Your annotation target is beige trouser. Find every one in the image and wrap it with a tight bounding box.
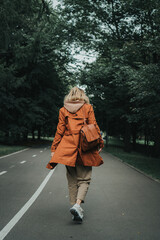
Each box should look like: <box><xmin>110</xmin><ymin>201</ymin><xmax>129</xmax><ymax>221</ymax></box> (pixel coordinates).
<box><xmin>66</xmin><ymin>164</ymin><xmax>92</xmax><ymax>205</ymax></box>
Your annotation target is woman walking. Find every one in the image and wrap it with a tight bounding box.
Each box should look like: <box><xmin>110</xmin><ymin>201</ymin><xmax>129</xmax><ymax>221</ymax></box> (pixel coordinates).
<box><xmin>46</xmin><ymin>86</ymin><xmax>104</xmax><ymax>222</ymax></box>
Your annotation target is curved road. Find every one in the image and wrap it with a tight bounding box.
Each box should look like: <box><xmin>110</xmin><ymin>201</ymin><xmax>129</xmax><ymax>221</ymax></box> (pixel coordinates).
<box><xmin>0</xmin><ymin>146</ymin><xmax>160</xmax><ymax>240</ymax></box>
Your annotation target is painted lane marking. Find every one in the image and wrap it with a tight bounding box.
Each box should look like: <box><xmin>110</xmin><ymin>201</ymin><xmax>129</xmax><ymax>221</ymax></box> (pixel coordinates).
<box><xmin>40</xmin><ymin>151</ymin><xmax>43</xmax><ymax>153</ymax></box>
<box><xmin>0</xmin><ymin>148</ymin><xmax>30</xmax><ymax>159</ymax></box>
<box><xmin>0</xmin><ymin>169</ymin><xmax>55</xmax><ymax>240</ymax></box>
<box><xmin>0</xmin><ymin>171</ymin><xmax>7</xmax><ymax>176</ymax></box>
<box><xmin>9</xmin><ymin>165</ymin><xmax>15</xmax><ymax>168</ymax></box>
<box><xmin>32</xmin><ymin>155</ymin><xmax>37</xmax><ymax>157</ymax></box>
<box><xmin>20</xmin><ymin>161</ymin><xmax>26</xmax><ymax>164</ymax></box>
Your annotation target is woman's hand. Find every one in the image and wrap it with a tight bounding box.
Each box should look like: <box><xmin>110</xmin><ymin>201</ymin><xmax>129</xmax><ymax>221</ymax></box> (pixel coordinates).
<box><xmin>51</xmin><ymin>152</ymin><xmax>55</xmax><ymax>157</ymax></box>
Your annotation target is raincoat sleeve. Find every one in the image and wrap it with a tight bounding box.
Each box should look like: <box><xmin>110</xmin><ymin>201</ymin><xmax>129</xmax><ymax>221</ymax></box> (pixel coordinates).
<box><xmin>51</xmin><ymin>109</ymin><xmax>66</xmax><ymax>152</ymax></box>
<box><xmin>88</xmin><ymin>105</ymin><xmax>104</xmax><ymax>149</ymax></box>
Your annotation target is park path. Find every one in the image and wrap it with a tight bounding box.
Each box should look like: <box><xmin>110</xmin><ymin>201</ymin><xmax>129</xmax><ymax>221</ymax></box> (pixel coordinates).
<box><xmin>0</xmin><ymin>146</ymin><xmax>160</xmax><ymax>240</ymax></box>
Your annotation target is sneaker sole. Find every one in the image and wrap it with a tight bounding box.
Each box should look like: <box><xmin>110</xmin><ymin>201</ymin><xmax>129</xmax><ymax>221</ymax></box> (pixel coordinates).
<box><xmin>73</xmin><ymin>216</ymin><xmax>83</xmax><ymax>223</ymax></box>
<box><xmin>70</xmin><ymin>209</ymin><xmax>83</xmax><ymax>222</ymax></box>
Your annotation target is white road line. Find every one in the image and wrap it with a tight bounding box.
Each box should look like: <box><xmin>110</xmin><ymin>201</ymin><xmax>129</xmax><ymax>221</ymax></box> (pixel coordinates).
<box><xmin>32</xmin><ymin>155</ymin><xmax>37</xmax><ymax>157</ymax></box>
<box><xmin>0</xmin><ymin>169</ymin><xmax>55</xmax><ymax>240</ymax></box>
<box><xmin>40</xmin><ymin>151</ymin><xmax>43</xmax><ymax>153</ymax></box>
<box><xmin>20</xmin><ymin>161</ymin><xmax>26</xmax><ymax>164</ymax></box>
<box><xmin>9</xmin><ymin>165</ymin><xmax>15</xmax><ymax>168</ymax></box>
<box><xmin>0</xmin><ymin>148</ymin><xmax>30</xmax><ymax>159</ymax></box>
<box><xmin>0</xmin><ymin>171</ymin><xmax>7</xmax><ymax>176</ymax></box>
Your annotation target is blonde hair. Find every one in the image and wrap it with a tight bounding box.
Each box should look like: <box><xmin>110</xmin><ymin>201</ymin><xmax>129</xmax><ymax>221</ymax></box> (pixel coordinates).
<box><xmin>64</xmin><ymin>86</ymin><xmax>90</xmax><ymax>104</ymax></box>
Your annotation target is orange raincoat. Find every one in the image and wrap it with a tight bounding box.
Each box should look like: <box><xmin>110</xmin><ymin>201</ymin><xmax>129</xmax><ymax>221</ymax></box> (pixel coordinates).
<box><xmin>46</xmin><ymin>101</ymin><xmax>104</xmax><ymax>169</ymax></box>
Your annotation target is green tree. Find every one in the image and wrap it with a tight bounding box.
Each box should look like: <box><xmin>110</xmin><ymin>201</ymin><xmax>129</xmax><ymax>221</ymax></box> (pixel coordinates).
<box><xmin>59</xmin><ymin>0</ymin><xmax>160</xmax><ymax>155</ymax></box>
<box><xmin>0</xmin><ymin>0</ymin><xmax>72</xmax><ymax>143</ymax></box>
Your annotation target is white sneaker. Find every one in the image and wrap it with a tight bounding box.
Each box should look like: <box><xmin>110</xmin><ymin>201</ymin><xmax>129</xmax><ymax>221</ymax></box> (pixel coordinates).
<box><xmin>70</xmin><ymin>204</ymin><xmax>84</xmax><ymax>222</ymax></box>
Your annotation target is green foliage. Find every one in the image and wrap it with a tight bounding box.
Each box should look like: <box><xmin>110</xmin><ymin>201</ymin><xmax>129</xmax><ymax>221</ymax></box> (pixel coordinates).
<box><xmin>59</xmin><ymin>0</ymin><xmax>160</xmax><ymax>155</ymax></box>
<box><xmin>1</xmin><ymin>0</ymin><xmax>160</xmax><ymax>157</ymax></box>
<box><xmin>0</xmin><ymin>0</ymin><xmax>72</xmax><ymax>143</ymax></box>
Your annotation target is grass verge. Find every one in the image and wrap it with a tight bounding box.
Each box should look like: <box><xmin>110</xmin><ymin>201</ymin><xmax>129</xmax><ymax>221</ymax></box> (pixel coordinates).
<box><xmin>0</xmin><ymin>139</ymin><xmax>53</xmax><ymax>157</ymax></box>
<box><xmin>104</xmin><ymin>137</ymin><xmax>160</xmax><ymax>181</ymax></box>
<box><xmin>0</xmin><ymin>145</ymin><xmax>27</xmax><ymax>157</ymax></box>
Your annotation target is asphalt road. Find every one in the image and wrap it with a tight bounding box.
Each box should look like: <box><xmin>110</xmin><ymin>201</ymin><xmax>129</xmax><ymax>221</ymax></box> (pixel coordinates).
<box><xmin>0</xmin><ymin>145</ymin><xmax>160</xmax><ymax>240</ymax></box>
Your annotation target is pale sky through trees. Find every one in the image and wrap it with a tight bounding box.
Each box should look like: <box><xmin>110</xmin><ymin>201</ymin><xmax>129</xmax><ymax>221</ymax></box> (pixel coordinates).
<box><xmin>51</xmin><ymin>0</ymin><xmax>58</xmax><ymax>8</ymax></box>
<box><xmin>51</xmin><ymin>0</ymin><xmax>97</xmax><ymax>71</ymax></box>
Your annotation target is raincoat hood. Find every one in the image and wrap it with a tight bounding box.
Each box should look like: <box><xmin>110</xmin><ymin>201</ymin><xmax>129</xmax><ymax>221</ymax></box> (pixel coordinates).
<box><xmin>64</xmin><ymin>100</ymin><xmax>85</xmax><ymax>113</ymax></box>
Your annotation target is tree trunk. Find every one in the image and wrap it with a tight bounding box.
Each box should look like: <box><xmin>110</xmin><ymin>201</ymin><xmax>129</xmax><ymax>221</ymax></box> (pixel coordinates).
<box><xmin>105</xmin><ymin>117</ymin><xmax>109</xmax><ymax>147</ymax></box>
<box><xmin>144</xmin><ymin>133</ymin><xmax>147</xmax><ymax>146</ymax></box>
<box><xmin>153</xmin><ymin>122</ymin><xmax>160</xmax><ymax>157</ymax></box>
<box><xmin>23</xmin><ymin>131</ymin><xmax>28</xmax><ymax>140</ymax></box>
<box><xmin>144</xmin><ymin>126</ymin><xmax>149</xmax><ymax>146</ymax></box>
<box><xmin>16</xmin><ymin>133</ymin><xmax>21</xmax><ymax>142</ymax></box>
<box><xmin>32</xmin><ymin>129</ymin><xmax>35</xmax><ymax>140</ymax></box>
<box><xmin>4</xmin><ymin>131</ymin><xmax>9</xmax><ymax>143</ymax></box>
<box><xmin>124</xmin><ymin>121</ymin><xmax>131</xmax><ymax>152</ymax></box>
<box><xmin>132</xmin><ymin>123</ymin><xmax>137</xmax><ymax>150</ymax></box>
<box><xmin>38</xmin><ymin>127</ymin><xmax>41</xmax><ymax>140</ymax></box>
<box><xmin>105</xmin><ymin>132</ymin><xmax>109</xmax><ymax>147</ymax></box>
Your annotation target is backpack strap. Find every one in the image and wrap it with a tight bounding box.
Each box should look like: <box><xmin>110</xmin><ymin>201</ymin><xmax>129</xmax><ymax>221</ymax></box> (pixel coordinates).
<box><xmin>82</xmin><ymin>105</ymin><xmax>87</xmax><ymax>125</ymax></box>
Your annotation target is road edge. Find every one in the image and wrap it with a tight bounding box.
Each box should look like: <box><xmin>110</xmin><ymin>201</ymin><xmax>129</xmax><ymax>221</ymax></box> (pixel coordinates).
<box><xmin>0</xmin><ymin>148</ymin><xmax>30</xmax><ymax>159</ymax></box>
<box><xmin>104</xmin><ymin>151</ymin><xmax>160</xmax><ymax>184</ymax></box>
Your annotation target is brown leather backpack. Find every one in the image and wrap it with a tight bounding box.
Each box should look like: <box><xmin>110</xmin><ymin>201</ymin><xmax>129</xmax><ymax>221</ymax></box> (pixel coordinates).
<box><xmin>79</xmin><ymin>108</ymin><xmax>100</xmax><ymax>152</ymax></box>
<box><xmin>67</xmin><ymin>105</ymin><xmax>101</xmax><ymax>152</ymax></box>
